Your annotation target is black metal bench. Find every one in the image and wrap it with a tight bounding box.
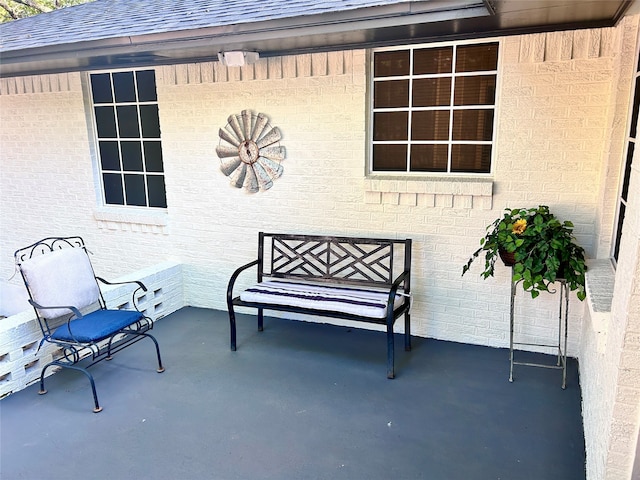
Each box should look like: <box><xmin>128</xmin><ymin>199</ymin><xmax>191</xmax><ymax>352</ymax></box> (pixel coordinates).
<box><xmin>226</xmin><ymin>232</ymin><xmax>412</xmax><ymax>378</ymax></box>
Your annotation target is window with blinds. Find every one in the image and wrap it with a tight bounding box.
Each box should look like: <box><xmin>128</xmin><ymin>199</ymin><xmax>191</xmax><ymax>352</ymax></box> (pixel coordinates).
<box><xmin>370</xmin><ymin>41</ymin><xmax>499</xmax><ymax>174</ymax></box>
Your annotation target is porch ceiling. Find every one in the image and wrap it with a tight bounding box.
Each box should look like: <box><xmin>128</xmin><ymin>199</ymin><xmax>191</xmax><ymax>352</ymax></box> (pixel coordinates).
<box><xmin>0</xmin><ymin>0</ymin><xmax>636</xmax><ymax>78</ymax></box>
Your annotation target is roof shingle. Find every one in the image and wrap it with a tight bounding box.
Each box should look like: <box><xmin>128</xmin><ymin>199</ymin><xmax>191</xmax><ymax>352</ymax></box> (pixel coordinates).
<box><xmin>0</xmin><ymin>0</ymin><xmax>416</xmax><ymax>52</ymax></box>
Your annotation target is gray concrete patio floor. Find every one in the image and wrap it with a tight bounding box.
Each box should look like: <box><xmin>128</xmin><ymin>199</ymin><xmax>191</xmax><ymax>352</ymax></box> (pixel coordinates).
<box><xmin>0</xmin><ymin>307</ymin><xmax>585</xmax><ymax>480</ymax></box>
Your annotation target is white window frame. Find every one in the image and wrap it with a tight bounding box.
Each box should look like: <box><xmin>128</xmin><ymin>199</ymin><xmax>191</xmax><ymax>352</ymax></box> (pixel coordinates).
<box><xmin>87</xmin><ymin>67</ymin><xmax>167</xmax><ymax>210</ymax></box>
<box><xmin>367</xmin><ymin>38</ymin><xmax>501</xmax><ymax>177</ymax></box>
<box><xmin>611</xmin><ymin>44</ymin><xmax>640</xmax><ymax>266</ymax></box>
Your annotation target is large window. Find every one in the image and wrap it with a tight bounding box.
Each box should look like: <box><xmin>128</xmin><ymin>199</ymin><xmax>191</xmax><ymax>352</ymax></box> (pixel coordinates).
<box><xmin>613</xmin><ymin>52</ymin><xmax>640</xmax><ymax>264</ymax></box>
<box><xmin>90</xmin><ymin>70</ymin><xmax>167</xmax><ymax>208</ymax></box>
<box><xmin>370</xmin><ymin>41</ymin><xmax>498</xmax><ymax>174</ymax></box>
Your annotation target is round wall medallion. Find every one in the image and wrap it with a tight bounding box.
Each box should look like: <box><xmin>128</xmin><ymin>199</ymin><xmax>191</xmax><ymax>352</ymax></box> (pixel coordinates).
<box><xmin>216</xmin><ymin>110</ymin><xmax>286</xmax><ymax>193</ymax></box>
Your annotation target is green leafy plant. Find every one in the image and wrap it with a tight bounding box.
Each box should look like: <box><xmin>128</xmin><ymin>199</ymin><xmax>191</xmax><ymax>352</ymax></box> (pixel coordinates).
<box><xmin>462</xmin><ymin>205</ymin><xmax>587</xmax><ymax>300</ymax></box>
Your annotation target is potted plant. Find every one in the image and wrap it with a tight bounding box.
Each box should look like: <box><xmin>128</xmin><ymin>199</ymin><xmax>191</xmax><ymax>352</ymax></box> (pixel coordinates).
<box><xmin>462</xmin><ymin>205</ymin><xmax>587</xmax><ymax>300</ymax></box>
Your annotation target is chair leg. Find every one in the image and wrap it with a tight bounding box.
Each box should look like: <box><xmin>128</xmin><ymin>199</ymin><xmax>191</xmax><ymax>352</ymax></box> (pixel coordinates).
<box><xmin>141</xmin><ymin>332</ymin><xmax>165</xmax><ymax>373</ymax></box>
<box><xmin>38</xmin><ymin>362</ymin><xmax>54</xmax><ymax>395</ymax></box>
<box><xmin>40</xmin><ymin>361</ymin><xmax>102</xmax><ymax>413</ymax></box>
<box><xmin>258</xmin><ymin>308</ymin><xmax>264</xmax><ymax>332</ymax></box>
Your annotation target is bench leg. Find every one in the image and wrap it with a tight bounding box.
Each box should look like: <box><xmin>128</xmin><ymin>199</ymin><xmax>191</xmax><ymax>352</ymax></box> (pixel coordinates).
<box><xmin>387</xmin><ymin>323</ymin><xmax>395</xmax><ymax>379</ymax></box>
<box><xmin>228</xmin><ymin>307</ymin><xmax>237</xmax><ymax>351</ymax></box>
<box><xmin>404</xmin><ymin>311</ymin><xmax>412</xmax><ymax>352</ymax></box>
<box><xmin>258</xmin><ymin>308</ymin><xmax>264</xmax><ymax>332</ymax></box>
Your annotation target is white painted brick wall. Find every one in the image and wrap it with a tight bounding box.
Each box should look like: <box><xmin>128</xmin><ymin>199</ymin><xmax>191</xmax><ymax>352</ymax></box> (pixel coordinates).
<box><xmin>578</xmin><ymin>15</ymin><xmax>640</xmax><ymax>480</ymax></box>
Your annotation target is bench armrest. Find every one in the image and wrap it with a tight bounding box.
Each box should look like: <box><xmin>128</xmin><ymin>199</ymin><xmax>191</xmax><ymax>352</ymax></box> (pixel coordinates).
<box><xmin>227</xmin><ymin>259</ymin><xmax>259</xmax><ymax>305</ymax></box>
<box><xmin>387</xmin><ymin>270</ymin><xmax>410</xmax><ymax>318</ymax></box>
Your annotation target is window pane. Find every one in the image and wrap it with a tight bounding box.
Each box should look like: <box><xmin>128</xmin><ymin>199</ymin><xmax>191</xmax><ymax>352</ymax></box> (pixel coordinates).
<box><xmin>372</xmin><ymin>144</ymin><xmax>407</xmax><ymax>171</ymax></box>
<box><xmin>412</xmin><ymin>110</ymin><xmax>450</xmax><ymax>141</ymax></box>
<box><xmin>140</xmin><ymin>105</ymin><xmax>161</xmax><ymax>138</ymax></box>
<box><xmin>374</xmin><ymin>80</ymin><xmax>409</xmax><ymax>108</ymax></box>
<box><xmin>94</xmin><ymin>106</ymin><xmax>117</xmax><ymax>138</ymax></box>
<box><xmin>452</xmin><ymin>109</ymin><xmax>494</xmax><ymax>141</ymax></box>
<box><xmin>413</xmin><ymin>46</ymin><xmax>453</xmax><ymax>74</ymax></box>
<box><xmin>622</xmin><ymin>141</ymin><xmax>634</xmax><ymax>201</ymax></box>
<box><xmin>630</xmin><ymin>76</ymin><xmax>639</xmax><ymax>139</ymax></box>
<box><xmin>454</xmin><ymin>75</ymin><xmax>496</xmax><ymax>106</ymax></box>
<box><xmin>91</xmin><ymin>73</ymin><xmax>112</xmax><ymax>103</ymax></box>
<box><xmin>413</xmin><ymin>78</ymin><xmax>451</xmax><ymax>107</ymax></box>
<box><xmin>614</xmin><ymin>202</ymin><xmax>626</xmax><ymax>262</ymax></box>
<box><xmin>374</xmin><ymin>50</ymin><xmax>410</xmax><ymax>77</ymax></box>
<box><xmin>410</xmin><ymin>144</ymin><xmax>448</xmax><ymax>172</ymax></box>
<box><xmin>121</xmin><ymin>142</ymin><xmax>143</xmax><ymax>171</ymax></box>
<box><xmin>124</xmin><ymin>174</ymin><xmax>146</xmax><ymax>206</ymax></box>
<box><xmin>144</xmin><ymin>141</ymin><xmax>164</xmax><ymax>172</ymax></box>
<box><xmin>451</xmin><ymin>144</ymin><xmax>491</xmax><ymax>173</ymax></box>
<box><xmin>136</xmin><ymin>70</ymin><xmax>157</xmax><ymax>102</ymax></box>
<box><xmin>374</xmin><ymin>112</ymin><xmax>408</xmax><ymax>141</ymax></box>
<box><xmin>99</xmin><ymin>141</ymin><xmax>120</xmax><ymax>170</ymax></box>
<box><xmin>103</xmin><ymin>173</ymin><xmax>124</xmax><ymax>205</ymax></box>
<box><xmin>113</xmin><ymin>71</ymin><xmax>136</xmax><ymax>103</ymax></box>
<box><xmin>147</xmin><ymin>175</ymin><xmax>167</xmax><ymax>208</ymax></box>
<box><xmin>116</xmin><ymin>105</ymin><xmax>140</xmax><ymax>138</ymax></box>
<box><xmin>456</xmin><ymin>43</ymin><xmax>498</xmax><ymax>72</ymax></box>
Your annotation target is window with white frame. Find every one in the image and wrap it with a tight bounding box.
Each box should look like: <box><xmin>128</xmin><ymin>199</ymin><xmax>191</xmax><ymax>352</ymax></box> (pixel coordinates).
<box><xmin>612</xmin><ymin>52</ymin><xmax>640</xmax><ymax>264</ymax></box>
<box><xmin>370</xmin><ymin>41</ymin><xmax>499</xmax><ymax>174</ymax></box>
<box><xmin>89</xmin><ymin>70</ymin><xmax>167</xmax><ymax>208</ymax></box>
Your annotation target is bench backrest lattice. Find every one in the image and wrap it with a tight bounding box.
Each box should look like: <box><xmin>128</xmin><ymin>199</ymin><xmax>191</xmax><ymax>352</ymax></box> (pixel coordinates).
<box><xmin>261</xmin><ymin>233</ymin><xmax>409</xmax><ymax>288</ymax></box>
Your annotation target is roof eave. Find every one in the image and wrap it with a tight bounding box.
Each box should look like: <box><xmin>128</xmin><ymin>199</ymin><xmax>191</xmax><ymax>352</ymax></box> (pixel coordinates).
<box><xmin>0</xmin><ymin>0</ymin><xmax>490</xmax><ymax>77</ymax></box>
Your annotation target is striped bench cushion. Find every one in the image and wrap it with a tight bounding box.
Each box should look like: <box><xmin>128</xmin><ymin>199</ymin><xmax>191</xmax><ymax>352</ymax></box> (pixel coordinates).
<box><xmin>239</xmin><ymin>279</ymin><xmax>405</xmax><ymax>319</ymax></box>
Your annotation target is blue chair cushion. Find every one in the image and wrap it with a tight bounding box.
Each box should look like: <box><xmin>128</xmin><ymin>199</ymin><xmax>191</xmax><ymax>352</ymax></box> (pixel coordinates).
<box><xmin>50</xmin><ymin>309</ymin><xmax>144</xmax><ymax>343</ymax></box>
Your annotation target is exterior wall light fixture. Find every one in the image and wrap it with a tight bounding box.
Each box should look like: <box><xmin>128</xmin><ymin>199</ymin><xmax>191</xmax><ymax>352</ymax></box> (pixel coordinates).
<box><xmin>217</xmin><ymin>51</ymin><xmax>260</xmax><ymax>67</ymax></box>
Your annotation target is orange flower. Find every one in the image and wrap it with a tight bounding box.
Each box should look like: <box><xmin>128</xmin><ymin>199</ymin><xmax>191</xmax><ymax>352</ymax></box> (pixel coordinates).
<box><xmin>512</xmin><ymin>219</ymin><xmax>527</xmax><ymax>235</ymax></box>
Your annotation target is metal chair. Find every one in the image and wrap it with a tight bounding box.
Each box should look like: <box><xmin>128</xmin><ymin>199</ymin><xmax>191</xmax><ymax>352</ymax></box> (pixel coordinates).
<box><xmin>14</xmin><ymin>236</ymin><xmax>164</xmax><ymax>412</ymax></box>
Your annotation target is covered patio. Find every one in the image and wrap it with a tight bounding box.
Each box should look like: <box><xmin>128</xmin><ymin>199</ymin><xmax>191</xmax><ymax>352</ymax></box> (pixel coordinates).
<box><xmin>2</xmin><ymin>1</ymin><xmax>640</xmax><ymax>478</ymax></box>
<box><xmin>0</xmin><ymin>307</ymin><xmax>585</xmax><ymax>480</ymax></box>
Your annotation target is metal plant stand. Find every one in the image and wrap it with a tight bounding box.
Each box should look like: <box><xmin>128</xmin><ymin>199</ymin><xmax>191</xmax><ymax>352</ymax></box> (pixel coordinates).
<box><xmin>508</xmin><ymin>271</ymin><xmax>569</xmax><ymax>389</ymax></box>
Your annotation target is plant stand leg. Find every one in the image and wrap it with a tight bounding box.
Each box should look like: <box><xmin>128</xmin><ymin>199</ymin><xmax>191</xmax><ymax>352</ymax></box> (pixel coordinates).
<box><xmin>509</xmin><ymin>268</ymin><xmax>515</xmax><ymax>383</ymax></box>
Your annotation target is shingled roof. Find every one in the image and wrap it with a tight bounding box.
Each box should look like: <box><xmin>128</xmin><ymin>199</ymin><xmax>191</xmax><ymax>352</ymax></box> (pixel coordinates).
<box><xmin>0</xmin><ymin>0</ymin><xmax>634</xmax><ymax>78</ymax></box>
<box><xmin>0</xmin><ymin>0</ymin><xmax>428</xmax><ymax>52</ymax></box>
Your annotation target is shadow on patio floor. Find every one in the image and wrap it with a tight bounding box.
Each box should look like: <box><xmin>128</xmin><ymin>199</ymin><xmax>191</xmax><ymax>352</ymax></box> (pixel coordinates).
<box><xmin>0</xmin><ymin>307</ymin><xmax>585</xmax><ymax>480</ymax></box>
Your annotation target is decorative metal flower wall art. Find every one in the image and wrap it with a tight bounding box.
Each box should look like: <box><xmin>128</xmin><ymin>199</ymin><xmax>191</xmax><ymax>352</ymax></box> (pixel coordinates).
<box><xmin>216</xmin><ymin>110</ymin><xmax>286</xmax><ymax>193</ymax></box>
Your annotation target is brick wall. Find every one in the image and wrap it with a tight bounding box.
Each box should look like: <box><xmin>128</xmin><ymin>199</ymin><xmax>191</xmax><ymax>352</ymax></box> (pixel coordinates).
<box><xmin>578</xmin><ymin>16</ymin><xmax>640</xmax><ymax>480</ymax></box>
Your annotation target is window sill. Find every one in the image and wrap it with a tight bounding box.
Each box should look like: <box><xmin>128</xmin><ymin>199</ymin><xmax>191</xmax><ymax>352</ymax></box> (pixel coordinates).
<box><xmin>93</xmin><ymin>207</ymin><xmax>168</xmax><ymax>234</ymax></box>
<box><xmin>584</xmin><ymin>259</ymin><xmax>614</xmax><ymax>354</ymax></box>
<box><xmin>364</xmin><ymin>176</ymin><xmax>493</xmax><ymax>209</ymax></box>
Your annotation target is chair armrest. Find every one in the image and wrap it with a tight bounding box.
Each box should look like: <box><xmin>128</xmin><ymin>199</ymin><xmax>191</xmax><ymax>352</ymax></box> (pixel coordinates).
<box><xmin>96</xmin><ymin>277</ymin><xmax>147</xmax><ymax>292</ymax></box>
<box><xmin>227</xmin><ymin>259</ymin><xmax>259</xmax><ymax>305</ymax></box>
<box><xmin>96</xmin><ymin>277</ymin><xmax>147</xmax><ymax>312</ymax></box>
<box><xmin>29</xmin><ymin>299</ymin><xmax>84</xmax><ymax>344</ymax></box>
<box><xmin>29</xmin><ymin>299</ymin><xmax>83</xmax><ymax>319</ymax></box>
